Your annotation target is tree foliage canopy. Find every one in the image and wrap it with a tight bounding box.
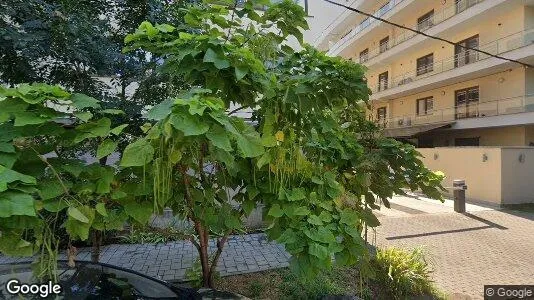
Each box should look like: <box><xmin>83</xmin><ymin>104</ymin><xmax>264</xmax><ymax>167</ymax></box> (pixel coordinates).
<box><xmin>121</xmin><ymin>0</ymin><xmax>445</xmax><ymax>287</ymax></box>
<box><xmin>0</xmin><ymin>0</ymin><xmax>445</xmax><ymax>288</ymax></box>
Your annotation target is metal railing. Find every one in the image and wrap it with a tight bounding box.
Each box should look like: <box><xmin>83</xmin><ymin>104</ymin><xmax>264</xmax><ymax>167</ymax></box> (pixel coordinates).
<box><xmin>329</xmin><ymin>0</ymin><xmax>484</xmax><ymax>56</ymax></box>
<box><xmin>358</xmin><ymin>0</ymin><xmax>485</xmax><ymax>62</ymax></box>
<box><xmin>377</xmin><ymin>94</ymin><xmax>534</xmax><ymax>129</ymax></box>
<box><xmin>330</xmin><ymin>0</ymin><xmax>406</xmax><ymax>54</ymax></box>
<box><xmin>369</xmin><ymin>28</ymin><xmax>534</xmax><ymax>94</ymax></box>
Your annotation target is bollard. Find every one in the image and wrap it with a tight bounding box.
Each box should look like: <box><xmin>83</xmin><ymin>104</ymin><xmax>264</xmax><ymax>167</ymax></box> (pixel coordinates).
<box><xmin>453</xmin><ymin>179</ymin><xmax>467</xmax><ymax>213</ymax></box>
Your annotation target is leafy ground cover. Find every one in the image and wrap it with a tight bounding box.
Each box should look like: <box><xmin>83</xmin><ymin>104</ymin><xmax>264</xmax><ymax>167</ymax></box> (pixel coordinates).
<box><xmin>215</xmin><ymin>247</ymin><xmax>446</xmax><ymax>300</ymax></box>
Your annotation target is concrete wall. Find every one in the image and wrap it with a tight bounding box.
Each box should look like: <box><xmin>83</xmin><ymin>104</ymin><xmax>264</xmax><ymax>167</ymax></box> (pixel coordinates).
<box><xmin>418</xmin><ymin>147</ymin><xmax>502</xmax><ymax>204</ymax></box>
<box><xmin>418</xmin><ymin>147</ymin><xmax>534</xmax><ymax>205</ymax></box>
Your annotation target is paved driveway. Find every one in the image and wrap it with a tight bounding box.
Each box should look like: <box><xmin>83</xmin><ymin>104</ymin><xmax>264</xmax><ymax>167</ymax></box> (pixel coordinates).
<box><xmin>374</xmin><ymin>196</ymin><xmax>534</xmax><ymax>299</ymax></box>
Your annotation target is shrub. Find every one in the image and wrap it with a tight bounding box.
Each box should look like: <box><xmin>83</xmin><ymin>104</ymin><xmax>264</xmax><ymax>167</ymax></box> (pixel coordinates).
<box><xmin>372</xmin><ymin>247</ymin><xmax>434</xmax><ymax>298</ymax></box>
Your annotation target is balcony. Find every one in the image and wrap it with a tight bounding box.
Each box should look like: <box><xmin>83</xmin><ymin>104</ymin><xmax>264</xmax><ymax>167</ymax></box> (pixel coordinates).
<box><xmin>370</xmin><ymin>28</ymin><xmax>534</xmax><ymax>96</ymax></box>
<box><xmin>353</xmin><ymin>0</ymin><xmax>485</xmax><ymax>62</ymax></box>
<box><xmin>328</xmin><ymin>0</ymin><xmax>407</xmax><ymax>55</ymax></box>
<box><xmin>379</xmin><ymin>94</ymin><xmax>534</xmax><ymax>133</ymax></box>
<box><xmin>328</xmin><ymin>0</ymin><xmax>485</xmax><ymax>57</ymax></box>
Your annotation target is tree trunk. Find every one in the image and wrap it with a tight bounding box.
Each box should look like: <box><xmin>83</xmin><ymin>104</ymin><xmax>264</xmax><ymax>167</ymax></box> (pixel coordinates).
<box><xmin>207</xmin><ymin>234</ymin><xmax>229</xmax><ymax>288</ymax></box>
<box><xmin>195</xmin><ymin>225</ymin><xmax>211</xmax><ymax>288</ymax></box>
<box><xmin>91</xmin><ymin>230</ymin><xmax>102</xmax><ymax>263</ymax></box>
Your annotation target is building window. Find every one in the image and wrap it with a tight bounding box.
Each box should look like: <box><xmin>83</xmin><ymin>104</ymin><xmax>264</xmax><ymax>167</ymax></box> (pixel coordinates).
<box><xmin>417</xmin><ymin>97</ymin><xmax>434</xmax><ymax>115</ymax></box>
<box><xmin>377</xmin><ymin>107</ymin><xmax>387</xmax><ymax>121</ymax></box>
<box><xmin>416</xmin><ymin>53</ymin><xmax>434</xmax><ymax>76</ymax></box>
<box><xmin>455</xmin><ymin>35</ymin><xmax>479</xmax><ymax>67</ymax></box>
<box><xmin>360</xmin><ymin>48</ymin><xmax>369</xmax><ymax>63</ymax></box>
<box><xmin>379</xmin><ymin>36</ymin><xmax>389</xmax><ymax>53</ymax></box>
<box><xmin>378</xmin><ymin>71</ymin><xmax>388</xmax><ymax>91</ymax></box>
<box><xmin>417</xmin><ymin>10</ymin><xmax>434</xmax><ymax>31</ymax></box>
<box><xmin>455</xmin><ymin>86</ymin><xmax>479</xmax><ymax>119</ymax></box>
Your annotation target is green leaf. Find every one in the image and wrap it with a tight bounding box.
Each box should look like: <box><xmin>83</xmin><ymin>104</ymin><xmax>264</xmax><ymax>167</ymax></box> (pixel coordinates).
<box><xmin>206</xmin><ymin>125</ymin><xmax>232</xmax><ymax>151</ymax></box>
<box><xmin>122</xmin><ymin>198</ymin><xmax>153</xmax><ymax>224</ymax></box>
<box><xmin>361</xmin><ymin>209</ymin><xmax>380</xmax><ymax>227</ymax></box>
<box><xmin>224</xmin><ymin>214</ymin><xmax>242</xmax><ymax>229</ymax></box>
<box><xmin>308</xmin><ymin>242</ymin><xmax>329</xmax><ymax>260</ymax></box>
<box><xmin>121</xmin><ymin>139</ymin><xmax>155</xmax><ymax>167</ymax></box>
<box><xmin>101</xmin><ymin>109</ymin><xmax>124</xmax><ymax>115</ymax></box>
<box><xmin>204</xmin><ymin>48</ymin><xmax>230</xmax><ymax>69</ymax></box>
<box><xmin>111</xmin><ymin>190</ymin><xmax>127</xmax><ymax>200</ymax></box>
<box><xmin>247</xmin><ymin>186</ymin><xmax>259</xmax><ymax>200</ymax></box>
<box><xmin>304</xmin><ymin>227</ymin><xmax>336</xmax><ymax>244</ymax></box>
<box><xmin>235</xmin><ymin>66</ymin><xmax>248</xmax><ymax>80</ymax></box>
<box><xmin>242</xmin><ymin>199</ymin><xmax>255</xmax><ymax>215</ymax></box>
<box><xmin>340</xmin><ymin>209</ymin><xmax>360</xmax><ymax>225</ymax></box>
<box><xmin>287</xmin><ymin>188</ymin><xmax>306</xmax><ymax>202</ymax></box>
<box><xmin>169</xmin><ymin>112</ymin><xmax>209</xmax><ymax>136</ymax></box>
<box><xmin>68</xmin><ymin>206</ymin><xmax>90</xmax><ymax>223</ymax></box>
<box><xmin>13</xmin><ymin>112</ymin><xmax>49</xmax><ymax>126</ymax></box>
<box><xmin>110</xmin><ymin>124</ymin><xmax>128</xmax><ymax>136</ymax></box>
<box><xmin>267</xmin><ymin>204</ymin><xmax>283</xmax><ymax>218</ymax></box>
<box><xmin>0</xmin><ymin>165</ymin><xmax>36</xmax><ymax>192</ymax></box>
<box><xmin>96</xmin><ymin>203</ymin><xmax>108</xmax><ymax>217</ymax></box>
<box><xmin>293</xmin><ymin>206</ymin><xmax>310</xmax><ymax>216</ymax></box>
<box><xmin>0</xmin><ymin>142</ymin><xmax>15</xmax><ymax>153</ymax></box>
<box><xmin>74</xmin><ymin>111</ymin><xmax>93</xmax><ymax>122</ymax></box>
<box><xmin>42</xmin><ymin>198</ymin><xmax>68</xmax><ymax>212</ymax></box>
<box><xmin>75</xmin><ymin>118</ymin><xmax>112</xmax><ymax>142</ymax></box>
<box><xmin>235</xmin><ymin>134</ymin><xmax>264</xmax><ymax>158</ymax></box>
<box><xmin>0</xmin><ymin>231</ymin><xmax>34</xmax><ymax>257</ymax></box>
<box><xmin>146</xmin><ymin>99</ymin><xmax>174</xmax><ymax>120</ymax></box>
<box><xmin>256</xmin><ymin>152</ymin><xmax>271</xmax><ymax>169</ymax></box>
<box><xmin>96</xmin><ymin>139</ymin><xmax>118</xmax><ymax>159</ymax></box>
<box><xmin>307</xmin><ymin>215</ymin><xmax>323</xmax><ymax>226</ymax></box>
<box><xmin>65</xmin><ymin>205</ymin><xmax>94</xmax><ymax>240</ymax></box>
<box><xmin>0</xmin><ymin>192</ymin><xmax>36</xmax><ymax>217</ymax></box>
<box><xmin>37</xmin><ymin>179</ymin><xmax>66</xmax><ymax>200</ymax></box>
<box><xmin>70</xmin><ymin>93</ymin><xmax>100</xmax><ymax>109</ymax></box>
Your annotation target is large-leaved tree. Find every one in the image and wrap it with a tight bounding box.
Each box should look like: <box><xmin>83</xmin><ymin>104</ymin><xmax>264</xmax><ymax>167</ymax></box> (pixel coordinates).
<box><xmin>122</xmin><ymin>0</ymin><xmax>445</xmax><ymax>288</ymax></box>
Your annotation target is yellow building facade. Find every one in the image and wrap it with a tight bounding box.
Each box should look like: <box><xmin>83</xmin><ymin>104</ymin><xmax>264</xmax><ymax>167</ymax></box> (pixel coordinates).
<box><xmin>312</xmin><ymin>0</ymin><xmax>534</xmax><ymax>147</ymax></box>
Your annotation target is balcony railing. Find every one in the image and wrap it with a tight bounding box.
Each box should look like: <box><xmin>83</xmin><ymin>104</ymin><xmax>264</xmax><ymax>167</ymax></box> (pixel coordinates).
<box><xmin>378</xmin><ymin>94</ymin><xmax>534</xmax><ymax>130</ymax></box>
<box><xmin>330</xmin><ymin>0</ymin><xmax>406</xmax><ymax>54</ymax></box>
<box><xmin>330</xmin><ymin>0</ymin><xmax>484</xmax><ymax>57</ymax></box>
<box><xmin>362</xmin><ymin>0</ymin><xmax>484</xmax><ymax>61</ymax></box>
<box><xmin>370</xmin><ymin>28</ymin><xmax>534</xmax><ymax>94</ymax></box>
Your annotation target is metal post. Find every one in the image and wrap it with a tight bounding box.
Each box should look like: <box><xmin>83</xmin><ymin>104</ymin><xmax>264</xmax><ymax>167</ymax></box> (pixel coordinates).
<box><xmin>453</xmin><ymin>179</ymin><xmax>467</xmax><ymax>213</ymax></box>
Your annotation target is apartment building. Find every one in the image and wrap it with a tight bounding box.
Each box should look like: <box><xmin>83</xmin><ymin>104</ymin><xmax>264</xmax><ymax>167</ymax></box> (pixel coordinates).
<box><xmin>311</xmin><ymin>0</ymin><xmax>534</xmax><ymax>148</ymax></box>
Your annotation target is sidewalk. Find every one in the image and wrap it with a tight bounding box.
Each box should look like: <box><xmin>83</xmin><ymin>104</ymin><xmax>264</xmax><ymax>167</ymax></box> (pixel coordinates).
<box><xmin>0</xmin><ymin>233</ymin><xmax>290</xmax><ymax>282</ymax></box>
<box><xmin>374</xmin><ymin>208</ymin><xmax>534</xmax><ymax>299</ymax></box>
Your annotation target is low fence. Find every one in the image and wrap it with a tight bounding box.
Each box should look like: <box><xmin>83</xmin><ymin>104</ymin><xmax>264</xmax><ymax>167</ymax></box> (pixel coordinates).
<box><xmin>418</xmin><ymin>147</ymin><xmax>534</xmax><ymax>205</ymax></box>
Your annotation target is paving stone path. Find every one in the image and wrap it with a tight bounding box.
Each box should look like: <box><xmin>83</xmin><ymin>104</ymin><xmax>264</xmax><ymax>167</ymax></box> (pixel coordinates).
<box><xmin>374</xmin><ymin>202</ymin><xmax>534</xmax><ymax>300</ymax></box>
<box><xmin>0</xmin><ymin>233</ymin><xmax>290</xmax><ymax>282</ymax></box>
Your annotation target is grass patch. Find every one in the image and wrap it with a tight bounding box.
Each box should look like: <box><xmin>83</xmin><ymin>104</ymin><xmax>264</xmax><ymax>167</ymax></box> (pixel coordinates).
<box><xmin>216</xmin><ymin>247</ymin><xmax>446</xmax><ymax>300</ymax></box>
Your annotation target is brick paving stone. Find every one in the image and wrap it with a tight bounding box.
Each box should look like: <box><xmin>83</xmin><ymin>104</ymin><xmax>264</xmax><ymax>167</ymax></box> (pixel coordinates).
<box><xmin>0</xmin><ymin>233</ymin><xmax>291</xmax><ymax>283</ymax></box>
<box><xmin>374</xmin><ymin>209</ymin><xmax>534</xmax><ymax>299</ymax></box>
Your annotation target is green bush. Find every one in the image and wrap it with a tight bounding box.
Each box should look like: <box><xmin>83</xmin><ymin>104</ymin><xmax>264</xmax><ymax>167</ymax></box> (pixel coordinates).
<box><xmin>372</xmin><ymin>247</ymin><xmax>434</xmax><ymax>299</ymax></box>
<box><xmin>277</xmin><ymin>268</ymin><xmax>344</xmax><ymax>300</ymax></box>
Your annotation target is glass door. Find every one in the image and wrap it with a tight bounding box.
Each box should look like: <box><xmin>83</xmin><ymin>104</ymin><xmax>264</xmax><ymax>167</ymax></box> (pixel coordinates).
<box><xmin>455</xmin><ymin>35</ymin><xmax>479</xmax><ymax>67</ymax></box>
<box><xmin>455</xmin><ymin>86</ymin><xmax>479</xmax><ymax>119</ymax></box>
